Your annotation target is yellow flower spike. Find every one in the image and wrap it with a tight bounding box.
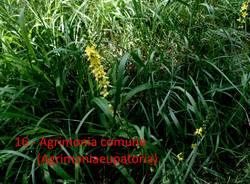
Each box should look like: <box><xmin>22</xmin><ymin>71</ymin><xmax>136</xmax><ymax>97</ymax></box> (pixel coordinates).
<box><xmin>85</xmin><ymin>44</ymin><xmax>110</xmax><ymax>98</ymax></box>
<box><xmin>177</xmin><ymin>152</ymin><xmax>184</xmax><ymax>161</ymax></box>
<box><xmin>238</xmin><ymin>0</ymin><xmax>249</xmax><ymax>28</ymax></box>
<box><xmin>194</xmin><ymin>127</ymin><xmax>203</xmax><ymax>137</ymax></box>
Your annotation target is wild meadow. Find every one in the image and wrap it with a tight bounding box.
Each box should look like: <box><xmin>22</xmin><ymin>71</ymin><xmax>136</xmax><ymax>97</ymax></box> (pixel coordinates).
<box><xmin>0</xmin><ymin>0</ymin><xmax>250</xmax><ymax>183</ymax></box>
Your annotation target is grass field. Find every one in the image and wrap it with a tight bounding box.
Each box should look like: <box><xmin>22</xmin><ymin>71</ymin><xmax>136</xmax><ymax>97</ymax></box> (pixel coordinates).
<box><xmin>0</xmin><ymin>0</ymin><xmax>250</xmax><ymax>183</ymax></box>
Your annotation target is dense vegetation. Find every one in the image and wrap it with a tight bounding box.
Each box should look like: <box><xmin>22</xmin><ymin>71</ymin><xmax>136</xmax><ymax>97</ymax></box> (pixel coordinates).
<box><xmin>0</xmin><ymin>0</ymin><xmax>250</xmax><ymax>183</ymax></box>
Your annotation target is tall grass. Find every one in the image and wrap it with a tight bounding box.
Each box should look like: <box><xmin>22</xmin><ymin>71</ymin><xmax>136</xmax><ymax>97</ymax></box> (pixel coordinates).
<box><xmin>0</xmin><ymin>0</ymin><xmax>250</xmax><ymax>183</ymax></box>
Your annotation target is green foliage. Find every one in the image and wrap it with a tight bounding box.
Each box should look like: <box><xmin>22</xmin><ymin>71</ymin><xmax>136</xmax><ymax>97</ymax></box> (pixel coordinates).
<box><xmin>0</xmin><ymin>0</ymin><xmax>250</xmax><ymax>183</ymax></box>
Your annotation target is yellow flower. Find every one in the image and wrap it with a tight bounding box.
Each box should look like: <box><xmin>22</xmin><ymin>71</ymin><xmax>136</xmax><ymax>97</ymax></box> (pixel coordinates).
<box><xmin>241</xmin><ymin>11</ymin><xmax>248</xmax><ymax>18</ymax></box>
<box><xmin>85</xmin><ymin>45</ymin><xmax>94</xmax><ymax>55</ymax></box>
<box><xmin>191</xmin><ymin>143</ymin><xmax>197</xmax><ymax>149</ymax></box>
<box><xmin>108</xmin><ymin>104</ymin><xmax>114</xmax><ymax>113</ymax></box>
<box><xmin>177</xmin><ymin>152</ymin><xmax>184</xmax><ymax>161</ymax></box>
<box><xmin>85</xmin><ymin>45</ymin><xmax>100</xmax><ymax>59</ymax></box>
<box><xmin>241</xmin><ymin>2</ymin><xmax>248</xmax><ymax>11</ymax></box>
<box><xmin>100</xmin><ymin>90</ymin><xmax>109</xmax><ymax>97</ymax></box>
<box><xmin>194</xmin><ymin>127</ymin><xmax>203</xmax><ymax>137</ymax></box>
<box><xmin>238</xmin><ymin>0</ymin><xmax>249</xmax><ymax>27</ymax></box>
